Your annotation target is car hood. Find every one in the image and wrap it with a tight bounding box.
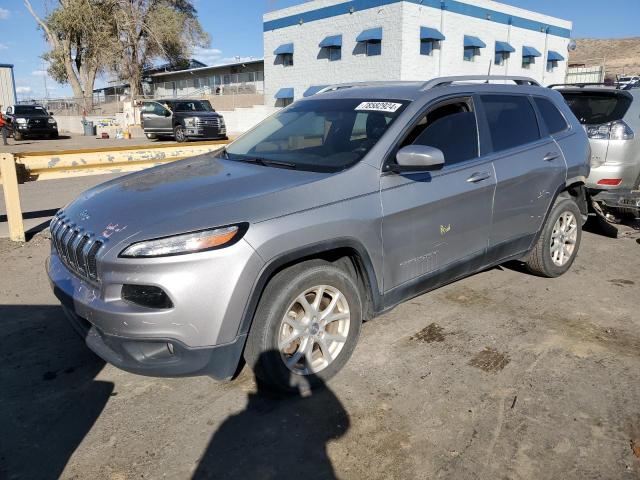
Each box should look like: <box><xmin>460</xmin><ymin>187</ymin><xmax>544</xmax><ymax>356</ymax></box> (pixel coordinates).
<box><xmin>177</xmin><ymin>111</ymin><xmax>221</xmax><ymax>118</ymax></box>
<box><xmin>60</xmin><ymin>155</ymin><xmax>333</xmax><ymax>247</ymax></box>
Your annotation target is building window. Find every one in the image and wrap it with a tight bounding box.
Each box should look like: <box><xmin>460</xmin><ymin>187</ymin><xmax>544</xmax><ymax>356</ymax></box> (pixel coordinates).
<box><xmin>366</xmin><ymin>40</ymin><xmax>381</xmax><ymax>56</ymax></box>
<box><xmin>546</xmin><ymin>60</ymin><xmax>558</xmax><ymax>72</ymax></box>
<box><xmin>495</xmin><ymin>52</ymin><xmax>509</xmax><ymax>66</ymax></box>
<box><xmin>420</xmin><ymin>40</ymin><xmax>438</xmax><ymax>56</ymax></box>
<box><xmin>279</xmin><ymin>97</ymin><xmax>293</xmax><ymax>107</ymax></box>
<box><xmin>281</xmin><ymin>53</ymin><xmax>294</xmax><ymax>67</ymax></box>
<box><xmin>463</xmin><ymin>47</ymin><xmax>479</xmax><ymax>62</ymax></box>
<box><xmin>522</xmin><ymin>56</ymin><xmax>534</xmax><ymax>69</ymax></box>
<box><xmin>328</xmin><ymin>47</ymin><xmax>341</xmax><ymax>61</ymax></box>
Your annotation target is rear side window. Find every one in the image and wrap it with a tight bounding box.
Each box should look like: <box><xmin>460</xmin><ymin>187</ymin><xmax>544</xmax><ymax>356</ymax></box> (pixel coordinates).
<box><xmin>533</xmin><ymin>97</ymin><xmax>569</xmax><ymax>134</ymax></box>
<box><xmin>480</xmin><ymin>95</ymin><xmax>540</xmax><ymax>152</ymax></box>
<box><xmin>561</xmin><ymin>92</ymin><xmax>632</xmax><ymax>125</ymax></box>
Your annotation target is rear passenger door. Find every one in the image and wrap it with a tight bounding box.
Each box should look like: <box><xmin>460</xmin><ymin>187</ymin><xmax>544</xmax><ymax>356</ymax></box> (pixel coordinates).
<box><xmin>478</xmin><ymin>94</ymin><xmax>566</xmax><ymax>262</ymax></box>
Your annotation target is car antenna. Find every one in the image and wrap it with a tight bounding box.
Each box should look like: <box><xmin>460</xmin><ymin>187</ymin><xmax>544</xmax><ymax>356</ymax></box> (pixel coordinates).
<box><xmin>486</xmin><ymin>60</ymin><xmax>492</xmax><ymax>83</ymax></box>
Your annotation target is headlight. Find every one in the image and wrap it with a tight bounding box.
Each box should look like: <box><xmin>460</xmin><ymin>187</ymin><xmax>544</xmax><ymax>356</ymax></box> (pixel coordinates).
<box><xmin>184</xmin><ymin>117</ymin><xmax>198</xmax><ymax>127</ymax></box>
<box><xmin>16</xmin><ymin>118</ymin><xmax>27</xmax><ymax>124</ymax></box>
<box><xmin>48</xmin><ymin>118</ymin><xmax>56</xmax><ymax>124</ymax></box>
<box><xmin>119</xmin><ymin>224</ymin><xmax>247</xmax><ymax>258</ymax></box>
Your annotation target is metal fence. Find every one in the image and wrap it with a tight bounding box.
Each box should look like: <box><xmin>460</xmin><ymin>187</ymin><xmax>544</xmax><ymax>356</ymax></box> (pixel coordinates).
<box><xmin>17</xmin><ymin>94</ymin><xmax>124</xmax><ymax>116</ymax></box>
<box><xmin>148</xmin><ymin>71</ymin><xmax>264</xmax><ymax>98</ymax></box>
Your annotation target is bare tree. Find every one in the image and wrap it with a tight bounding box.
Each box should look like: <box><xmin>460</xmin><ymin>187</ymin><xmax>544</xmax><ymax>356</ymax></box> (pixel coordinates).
<box><xmin>109</xmin><ymin>0</ymin><xmax>210</xmax><ymax>98</ymax></box>
<box><xmin>24</xmin><ymin>0</ymin><xmax>114</xmax><ymax>112</ymax></box>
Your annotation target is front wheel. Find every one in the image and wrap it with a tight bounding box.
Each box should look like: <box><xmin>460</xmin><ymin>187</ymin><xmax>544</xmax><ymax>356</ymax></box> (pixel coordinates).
<box><xmin>173</xmin><ymin>125</ymin><xmax>187</xmax><ymax>143</ymax></box>
<box><xmin>13</xmin><ymin>131</ymin><xmax>23</xmax><ymax>141</ymax></box>
<box><xmin>244</xmin><ymin>260</ymin><xmax>363</xmax><ymax>392</ymax></box>
<box><xmin>526</xmin><ymin>197</ymin><xmax>582</xmax><ymax>277</ymax></box>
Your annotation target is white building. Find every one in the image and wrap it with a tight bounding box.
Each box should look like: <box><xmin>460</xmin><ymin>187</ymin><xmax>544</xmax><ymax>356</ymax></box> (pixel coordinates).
<box><xmin>263</xmin><ymin>0</ymin><xmax>572</xmax><ymax>106</ymax></box>
<box><xmin>0</xmin><ymin>63</ymin><xmax>17</xmax><ymax>108</ymax></box>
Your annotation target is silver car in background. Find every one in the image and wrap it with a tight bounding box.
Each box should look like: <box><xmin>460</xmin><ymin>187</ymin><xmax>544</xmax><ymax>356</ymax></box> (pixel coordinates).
<box><xmin>557</xmin><ymin>87</ymin><xmax>640</xmax><ymax>217</ymax></box>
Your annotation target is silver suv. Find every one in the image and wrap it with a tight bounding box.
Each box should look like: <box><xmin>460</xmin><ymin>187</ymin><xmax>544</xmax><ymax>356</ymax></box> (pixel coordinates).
<box><xmin>557</xmin><ymin>86</ymin><xmax>640</xmax><ymax>217</ymax></box>
<box><xmin>47</xmin><ymin>76</ymin><xmax>590</xmax><ymax>391</ymax></box>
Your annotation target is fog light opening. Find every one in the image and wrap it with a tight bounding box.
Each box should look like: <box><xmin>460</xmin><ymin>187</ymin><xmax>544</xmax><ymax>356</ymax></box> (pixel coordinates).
<box><xmin>122</xmin><ymin>284</ymin><xmax>173</xmax><ymax>309</ymax></box>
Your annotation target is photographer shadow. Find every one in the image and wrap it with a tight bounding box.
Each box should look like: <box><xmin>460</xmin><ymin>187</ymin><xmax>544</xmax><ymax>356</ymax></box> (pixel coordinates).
<box><xmin>193</xmin><ymin>350</ymin><xmax>350</xmax><ymax>480</ymax></box>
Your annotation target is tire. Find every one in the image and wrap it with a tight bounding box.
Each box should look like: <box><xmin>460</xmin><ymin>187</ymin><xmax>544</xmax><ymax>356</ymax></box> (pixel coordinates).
<box><xmin>173</xmin><ymin>125</ymin><xmax>187</xmax><ymax>143</ymax></box>
<box><xmin>526</xmin><ymin>197</ymin><xmax>582</xmax><ymax>277</ymax></box>
<box><xmin>244</xmin><ymin>259</ymin><xmax>363</xmax><ymax>393</ymax></box>
<box><xmin>13</xmin><ymin>131</ymin><xmax>22</xmax><ymax>141</ymax></box>
<box><xmin>49</xmin><ymin>132</ymin><xmax>59</xmax><ymax>139</ymax></box>
<box><xmin>145</xmin><ymin>133</ymin><xmax>157</xmax><ymax>140</ymax></box>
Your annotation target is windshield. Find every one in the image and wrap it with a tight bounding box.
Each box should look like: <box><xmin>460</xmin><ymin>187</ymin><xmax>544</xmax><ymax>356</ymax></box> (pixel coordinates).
<box><xmin>14</xmin><ymin>105</ymin><xmax>47</xmax><ymax>115</ymax></box>
<box><xmin>561</xmin><ymin>92</ymin><xmax>632</xmax><ymax>125</ymax></box>
<box><xmin>174</xmin><ymin>100</ymin><xmax>213</xmax><ymax>112</ymax></box>
<box><xmin>223</xmin><ymin>98</ymin><xmax>409</xmax><ymax>172</ymax></box>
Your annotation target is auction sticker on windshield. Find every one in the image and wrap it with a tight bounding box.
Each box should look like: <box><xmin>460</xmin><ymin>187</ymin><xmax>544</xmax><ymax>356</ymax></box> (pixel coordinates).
<box><xmin>355</xmin><ymin>101</ymin><xmax>403</xmax><ymax>113</ymax></box>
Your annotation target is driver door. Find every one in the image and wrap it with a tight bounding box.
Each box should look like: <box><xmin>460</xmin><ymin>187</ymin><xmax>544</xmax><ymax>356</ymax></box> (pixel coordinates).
<box><xmin>380</xmin><ymin>96</ymin><xmax>496</xmax><ymax>305</ymax></box>
<box><xmin>141</xmin><ymin>102</ymin><xmax>172</xmax><ymax>134</ymax></box>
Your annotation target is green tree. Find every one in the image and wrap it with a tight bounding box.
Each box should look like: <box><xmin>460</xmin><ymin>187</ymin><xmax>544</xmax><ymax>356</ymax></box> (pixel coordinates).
<box><xmin>109</xmin><ymin>0</ymin><xmax>210</xmax><ymax>97</ymax></box>
<box><xmin>24</xmin><ymin>0</ymin><xmax>115</xmax><ymax>112</ymax></box>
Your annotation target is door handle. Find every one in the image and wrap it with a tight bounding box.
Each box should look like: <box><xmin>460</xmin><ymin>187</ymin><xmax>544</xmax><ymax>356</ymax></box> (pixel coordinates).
<box><xmin>543</xmin><ymin>152</ymin><xmax>560</xmax><ymax>162</ymax></box>
<box><xmin>466</xmin><ymin>172</ymin><xmax>491</xmax><ymax>183</ymax></box>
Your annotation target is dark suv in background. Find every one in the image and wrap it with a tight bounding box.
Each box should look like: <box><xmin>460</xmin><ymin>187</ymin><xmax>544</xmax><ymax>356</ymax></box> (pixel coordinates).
<box><xmin>5</xmin><ymin>104</ymin><xmax>59</xmax><ymax>140</ymax></box>
<box><xmin>140</xmin><ymin>99</ymin><xmax>227</xmax><ymax>142</ymax></box>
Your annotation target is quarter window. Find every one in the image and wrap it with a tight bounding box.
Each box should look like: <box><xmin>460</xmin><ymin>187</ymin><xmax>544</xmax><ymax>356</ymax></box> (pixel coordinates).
<box><xmin>533</xmin><ymin>97</ymin><xmax>568</xmax><ymax>134</ymax></box>
<box><xmin>481</xmin><ymin>95</ymin><xmax>540</xmax><ymax>152</ymax></box>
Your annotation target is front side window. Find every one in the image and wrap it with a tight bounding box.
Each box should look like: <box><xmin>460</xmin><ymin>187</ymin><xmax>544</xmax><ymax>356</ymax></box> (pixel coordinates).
<box><xmin>142</xmin><ymin>102</ymin><xmax>168</xmax><ymax>116</ymax></box>
<box><xmin>533</xmin><ymin>97</ymin><xmax>568</xmax><ymax>134</ymax></box>
<box><xmin>401</xmin><ymin>98</ymin><xmax>479</xmax><ymax>166</ymax></box>
<box><xmin>174</xmin><ymin>101</ymin><xmax>214</xmax><ymax>112</ymax></box>
<box><xmin>481</xmin><ymin>95</ymin><xmax>540</xmax><ymax>152</ymax></box>
<box><xmin>463</xmin><ymin>47</ymin><xmax>479</xmax><ymax>62</ymax></box>
<box><xmin>366</xmin><ymin>41</ymin><xmax>381</xmax><ymax>56</ymax></box>
<box><xmin>224</xmin><ymin>98</ymin><xmax>408</xmax><ymax>172</ymax></box>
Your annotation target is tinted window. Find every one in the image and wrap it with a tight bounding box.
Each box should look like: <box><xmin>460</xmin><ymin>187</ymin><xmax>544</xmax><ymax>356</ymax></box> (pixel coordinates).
<box><xmin>533</xmin><ymin>97</ymin><xmax>568</xmax><ymax>134</ymax></box>
<box><xmin>412</xmin><ymin>111</ymin><xmax>479</xmax><ymax>165</ymax></box>
<box><xmin>560</xmin><ymin>92</ymin><xmax>632</xmax><ymax>125</ymax></box>
<box><xmin>481</xmin><ymin>95</ymin><xmax>540</xmax><ymax>152</ymax></box>
<box><xmin>174</xmin><ymin>101</ymin><xmax>213</xmax><ymax>112</ymax></box>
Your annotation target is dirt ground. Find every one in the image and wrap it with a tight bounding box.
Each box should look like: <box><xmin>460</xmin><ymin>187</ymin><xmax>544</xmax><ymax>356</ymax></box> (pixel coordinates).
<box><xmin>0</xmin><ymin>222</ymin><xmax>639</xmax><ymax>480</ymax></box>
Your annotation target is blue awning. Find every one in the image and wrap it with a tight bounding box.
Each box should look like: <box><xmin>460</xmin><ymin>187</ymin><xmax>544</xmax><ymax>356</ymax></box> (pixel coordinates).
<box><xmin>547</xmin><ymin>50</ymin><xmax>565</xmax><ymax>61</ymax></box>
<box><xmin>464</xmin><ymin>35</ymin><xmax>486</xmax><ymax>48</ymax></box>
<box><xmin>274</xmin><ymin>43</ymin><xmax>294</xmax><ymax>55</ymax></box>
<box><xmin>319</xmin><ymin>35</ymin><xmax>342</xmax><ymax>48</ymax></box>
<box><xmin>356</xmin><ymin>27</ymin><xmax>382</xmax><ymax>43</ymax></box>
<box><xmin>275</xmin><ymin>88</ymin><xmax>294</xmax><ymax>99</ymax></box>
<box><xmin>522</xmin><ymin>46</ymin><xmax>542</xmax><ymax>57</ymax></box>
<box><xmin>303</xmin><ymin>85</ymin><xmax>328</xmax><ymax>97</ymax></box>
<box><xmin>420</xmin><ymin>27</ymin><xmax>445</xmax><ymax>41</ymax></box>
<box><xmin>495</xmin><ymin>41</ymin><xmax>515</xmax><ymax>53</ymax></box>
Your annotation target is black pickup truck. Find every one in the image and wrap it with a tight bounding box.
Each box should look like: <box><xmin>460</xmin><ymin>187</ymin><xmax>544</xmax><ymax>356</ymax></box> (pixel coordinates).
<box><xmin>140</xmin><ymin>99</ymin><xmax>227</xmax><ymax>142</ymax></box>
<box><xmin>5</xmin><ymin>104</ymin><xmax>59</xmax><ymax>140</ymax></box>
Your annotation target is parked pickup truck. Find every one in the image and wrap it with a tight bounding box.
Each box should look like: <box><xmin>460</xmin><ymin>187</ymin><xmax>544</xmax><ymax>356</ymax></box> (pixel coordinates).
<box><xmin>48</xmin><ymin>76</ymin><xmax>590</xmax><ymax>392</ymax></box>
<box><xmin>140</xmin><ymin>99</ymin><xmax>227</xmax><ymax>142</ymax></box>
<box><xmin>4</xmin><ymin>104</ymin><xmax>58</xmax><ymax>140</ymax></box>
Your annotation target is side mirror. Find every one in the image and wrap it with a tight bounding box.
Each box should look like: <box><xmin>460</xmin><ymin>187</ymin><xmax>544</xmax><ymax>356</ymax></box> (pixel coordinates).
<box><xmin>164</xmin><ymin>109</ymin><xmax>172</xmax><ymax>117</ymax></box>
<box><xmin>49</xmin><ymin>111</ymin><xmax>54</xmax><ymax>116</ymax></box>
<box><xmin>391</xmin><ymin>145</ymin><xmax>445</xmax><ymax>172</ymax></box>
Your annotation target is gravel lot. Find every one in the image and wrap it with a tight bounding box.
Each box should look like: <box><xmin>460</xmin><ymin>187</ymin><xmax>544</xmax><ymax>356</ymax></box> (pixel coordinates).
<box><xmin>0</xmin><ymin>222</ymin><xmax>639</xmax><ymax>480</ymax></box>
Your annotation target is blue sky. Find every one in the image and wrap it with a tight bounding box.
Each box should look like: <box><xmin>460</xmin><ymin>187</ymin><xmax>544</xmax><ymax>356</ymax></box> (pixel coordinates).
<box><xmin>0</xmin><ymin>0</ymin><xmax>638</xmax><ymax>99</ymax></box>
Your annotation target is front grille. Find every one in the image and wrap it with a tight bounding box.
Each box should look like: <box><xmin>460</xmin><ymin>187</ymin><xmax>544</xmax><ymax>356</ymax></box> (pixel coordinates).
<box><xmin>50</xmin><ymin>215</ymin><xmax>103</xmax><ymax>282</ymax></box>
<box><xmin>196</xmin><ymin>117</ymin><xmax>223</xmax><ymax>128</ymax></box>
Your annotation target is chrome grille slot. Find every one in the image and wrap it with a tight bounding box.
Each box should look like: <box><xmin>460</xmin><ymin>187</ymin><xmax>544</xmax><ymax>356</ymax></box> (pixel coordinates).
<box><xmin>50</xmin><ymin>215</ymin><xmax>103</xmax><ymax>283</ymax></box>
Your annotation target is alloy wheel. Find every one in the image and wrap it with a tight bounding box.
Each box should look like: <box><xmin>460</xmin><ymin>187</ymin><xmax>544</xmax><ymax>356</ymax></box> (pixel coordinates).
<box><xmin>550</xmin><ymin>211</ymin><xmax>578</xmax><ymax>266</ymax></box>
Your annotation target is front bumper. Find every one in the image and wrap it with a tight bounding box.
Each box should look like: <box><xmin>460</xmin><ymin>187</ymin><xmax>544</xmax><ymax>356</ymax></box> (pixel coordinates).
<box><xmin>47</xmin><ymin>237</ymin><xmax>264</xmax><ymax>378</ymax></box>
<box><xmin>15</xmin><ymin>124</ymin><xmax>58</xmax><ymax>135</ymax></box>
<box><xmin>184</xmin><ymin>126</ymin><xmax>227</xmax><ymax>139</ymax></box>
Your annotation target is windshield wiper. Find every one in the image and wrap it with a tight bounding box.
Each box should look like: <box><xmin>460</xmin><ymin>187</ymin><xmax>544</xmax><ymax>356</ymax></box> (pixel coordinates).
<box><xmin>235</xmin><ymin>157</ymin><xmax>297</xmax><ymax>169</ymax></box>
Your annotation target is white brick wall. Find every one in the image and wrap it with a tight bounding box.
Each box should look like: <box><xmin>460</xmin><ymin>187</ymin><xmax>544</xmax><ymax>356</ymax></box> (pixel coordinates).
<box><xmin>263</xmin><ymin>0</ymin><xmax>572</xmax><ymax>105</ymax></box>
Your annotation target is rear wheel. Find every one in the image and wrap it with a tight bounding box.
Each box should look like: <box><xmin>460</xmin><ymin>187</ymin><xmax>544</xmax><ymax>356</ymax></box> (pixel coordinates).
<box><xmin>526</xmin><ymin>197</ymin><xmax>582</xmax><ymax>277</ymax></box>
<box><xmin>173</xmin><ymin>125</ymin><xmax>187</xmax><ymax>143</ymax></box>
<box><xmin>244</xmin><ymin>260</ymin><xmax>363</xmax><ymax>392</ymax></box>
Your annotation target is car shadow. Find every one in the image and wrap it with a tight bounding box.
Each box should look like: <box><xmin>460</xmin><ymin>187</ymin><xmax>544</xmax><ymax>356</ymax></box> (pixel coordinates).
<box><xmin>192</xmin><ymin>350</ymin><xmax>350</xmax><ymax>479</ymax></box>
<box><xmin>0</xmin><ymin>305</ymin><xmax>113</xmax><ymax>480</ymax></box>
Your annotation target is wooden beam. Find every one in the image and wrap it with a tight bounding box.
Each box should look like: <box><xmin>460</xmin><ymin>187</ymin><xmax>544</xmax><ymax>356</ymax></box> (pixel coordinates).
<box><xmin>0</xmin><ymin>154</ymin><xmax>26</xmax><ymax>242</ymax></box>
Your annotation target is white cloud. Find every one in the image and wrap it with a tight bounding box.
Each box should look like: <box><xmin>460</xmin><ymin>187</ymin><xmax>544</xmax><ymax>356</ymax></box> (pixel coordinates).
<box><xmin>0</xmin><ymin>43</ymin><xmax>7</xmax><ymax>50</ymax></box>
<box><xmin>16</xmin><ymin>86</ymin><xmax>32</xmax><ymax>94</ymax></box>
<box><xmin>0</xmin><ymin>8</ymin><xmax>9</xmax><ymax>20</ymax></box>
<box><xmin>32</xmin><ymin>69</ymin><xmax>48</xmax><ymax>77</ymax></box>
<box><xmin>192</xmin><ymin>47</ymin><xmax>223</xmax><ymax>65</ymax></box>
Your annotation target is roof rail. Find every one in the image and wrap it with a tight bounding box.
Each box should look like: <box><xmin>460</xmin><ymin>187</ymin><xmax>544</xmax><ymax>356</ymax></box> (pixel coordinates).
<box><xmin>421</xmin><ymin>75</ymin><xmax>540</xmax><ymax>90</ymax></box>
